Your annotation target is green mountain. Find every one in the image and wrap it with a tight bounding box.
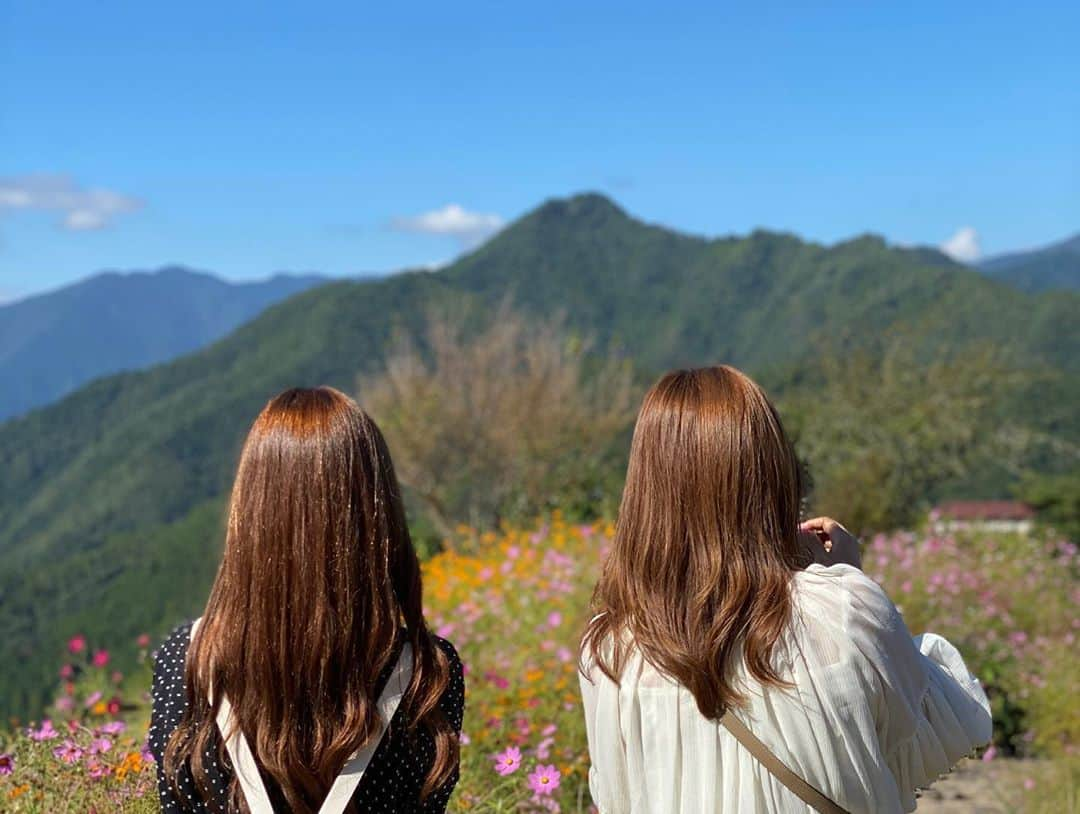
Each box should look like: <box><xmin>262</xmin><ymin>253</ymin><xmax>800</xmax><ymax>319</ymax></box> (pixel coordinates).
<box><xmin>2</xmin><ymin>193</ymin><xmax>1078</xmax><ymax>717</ymax></box>
<box><xmin>0</xmin><ymin>267</ymin><xmax>329</xmax><ymax>422</ymax></box>
<box><xmin>979</xmin><ymin>233</ymin><xmax>1080</xmax><ymax>293</ymax></box>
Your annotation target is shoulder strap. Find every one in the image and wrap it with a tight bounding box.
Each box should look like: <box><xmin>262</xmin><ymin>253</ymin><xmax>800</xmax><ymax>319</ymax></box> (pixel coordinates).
<box><xmin>317</xmin><ymin>643</ymin><xmax>413</xmax><ymax>813</ymax></box>
<box><xmin>719</xmin><ymin>710</ymin><xmax>849</xmax><ymax>814</ymax></box>
<box><xmin>189</xmin><ymin>620</ymin><xmax>414</xmax><ymax>814</ymax></box>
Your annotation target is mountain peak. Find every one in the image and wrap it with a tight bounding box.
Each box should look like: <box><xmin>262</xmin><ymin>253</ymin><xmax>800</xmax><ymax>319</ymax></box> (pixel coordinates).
<box><xmin>531</xmin><ymin>192</ymin><xmax>628</xmax><ymax>224</ymax></box>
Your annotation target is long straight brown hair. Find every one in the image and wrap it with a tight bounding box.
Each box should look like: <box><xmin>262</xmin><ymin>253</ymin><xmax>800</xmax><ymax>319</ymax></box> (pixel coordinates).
<box><xmin>582</xmin><ymin>365</ymin><xmax>807</xmax><ymax>719</ymax></box>
<box><xmin>164</xmin><ymin>387</ymin><xmax>457</xmax><ymax>811</ymax></box>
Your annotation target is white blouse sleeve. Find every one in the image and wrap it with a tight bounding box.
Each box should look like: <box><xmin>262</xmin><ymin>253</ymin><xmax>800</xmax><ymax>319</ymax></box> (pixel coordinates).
<box><xmin>842</xmin><ymin>568</ymin><xmax>993</xmax><ymax>810</ymax></box>
<box><xmin>580</xmin><ymin>655</ymin><xmax>633</xmax><ymax>814</ymax></box>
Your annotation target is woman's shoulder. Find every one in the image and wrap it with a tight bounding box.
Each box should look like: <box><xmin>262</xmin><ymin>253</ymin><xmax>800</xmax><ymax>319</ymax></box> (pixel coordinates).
<box><xmin>794</xmin><ymin>564</ymin><xmax>897</xmax><ymax>618</ymax></box>
<box><xmin>432</xmin><ymin>635</ymin><xmax>465</xmax><ymax>691</ymax></box>
<box><xmin>432</xmin><ymin>634</ymin><xmax>461</xmax><ymax>667</ymax></box>
<box><xmin>429</xmin><ymin>635</ymin><xmax>465</xmax><ymax>730</ymax></box>
<box><xmin>791</xmin><ymin>565</ymin><xmax>909</xmax><ymax>664</ymax></box>
<box><xmin>152</xmin><ymin>620</ymin><xmax>196</xmax><ymax>680</ymax></box>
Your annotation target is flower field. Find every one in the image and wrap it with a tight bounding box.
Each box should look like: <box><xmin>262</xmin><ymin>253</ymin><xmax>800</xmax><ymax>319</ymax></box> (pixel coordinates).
<box><xmin>1</xmin><ymin>515</ymin><xmax>1076</xmax><ymax>812</ymax></box>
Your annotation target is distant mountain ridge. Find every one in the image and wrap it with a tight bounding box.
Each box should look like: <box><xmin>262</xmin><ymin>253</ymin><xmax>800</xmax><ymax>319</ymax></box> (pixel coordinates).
<box><xmin>0</xmin><ymin>267</ymin><xmax>330</xmax><ymax>421</ymax></box>
<box><xmin>978</xmin><ymin>233</ymin><xmax>1080</xmax><ymax>292</ymax></box>
<box><xmin>1</xmin><ymin>193</ymin><xmax>1077</xmax><ymax>717</ymax></box>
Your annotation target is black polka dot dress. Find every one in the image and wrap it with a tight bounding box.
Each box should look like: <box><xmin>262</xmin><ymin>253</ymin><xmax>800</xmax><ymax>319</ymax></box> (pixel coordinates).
<box><xmin>148</xmin><ymin>622</ymin><xmax>465</xmax><ymax>812</ymax></box>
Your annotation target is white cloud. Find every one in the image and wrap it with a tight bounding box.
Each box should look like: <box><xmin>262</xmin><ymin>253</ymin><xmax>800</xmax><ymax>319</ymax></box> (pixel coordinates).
<box><xmin>940</xmin><ymin>226</ymin><xmax>981</xmax><ymax>263</ymax></box>
<box><xmin>390</xmin><ymin>204</ymin><xmax>504</xmax><ymax>248</ymax></box>
<box><xmin>0</xmin><ymin>174</ymin><xmax>142</xmax><ymax>231</ymax></box>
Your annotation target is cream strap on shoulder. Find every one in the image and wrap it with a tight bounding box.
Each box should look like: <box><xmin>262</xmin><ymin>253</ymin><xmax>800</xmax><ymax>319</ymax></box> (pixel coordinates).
<box><xmin>719</xmin><ymin>709</ymin><xmax>849</xmax><ymax>814</ymax></box>
<box><xmin>187</xmin><ymin>619</ymin><xmax>414</xmax><ymax>814</ymax></box>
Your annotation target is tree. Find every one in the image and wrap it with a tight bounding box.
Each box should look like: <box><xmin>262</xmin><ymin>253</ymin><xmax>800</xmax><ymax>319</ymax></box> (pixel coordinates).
<box><xmin>781</xmin><ymin>340</ymin><xmax>1028</xmax><ymax>534</ymax></box>
<box><xmin>359</xmin><ymin>304</ymin><xmax>636</xmax><ymax>542</ymax></box>
<box><xmin>1017</xmin><ymin>472</ymin><xmax>1080</xmax><ymax>542</ymax></box>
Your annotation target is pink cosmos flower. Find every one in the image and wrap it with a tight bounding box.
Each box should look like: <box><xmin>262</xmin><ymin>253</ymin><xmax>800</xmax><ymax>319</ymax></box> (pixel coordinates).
<box><xmin>459</xmin><ymin>732</ymin><xmax>471</xmax><ymax>746</ymax></box>
<box><xmin>141</xmin><ymin>743</ymin><xmax>156</xmax><ymax>764</ymax></box>
<box><xmin>87</xmin><ymin>759</ymin><xmax>111</xmax><ymax>780</ymax></box>
<box><xmin>1023</xmin><ymin>777</ymin><xmax>1036</xmax><ymax>791</ymax></box>
<box><xmin>53</xmin><ymin>739</ymin><xmax>84</xmax><ymax>764</ymax></box>
<box><xmin>536</xmin><ymin>736</ymin><xmax>554</xmax><ymax>759</ymax></box>
<box><xmin>59</xmin><ymin>663</ymin><xmax>74</xmax><ymax>679</ymax></box>
<box><xmin>88</xmin><ymin>737</ymin><xmax>113</xmax><ymax>756</ymax></box>
<box><xmin>28</xmin><ymin>719</ymin><xmax>60</xmax><ymax>741</ymax></box>
<box><xmin>68</xmin><ymin>635</ymin><xmax>86</xmax><ymax>654</ymax></box>
<box><xmin>84</xmin><ymin>690</ymin><xmax>103</xmax><ymax>708</ymax></box>
<box><xmin>92</xmin><ymin>650</ymin><xmax>110</xmax><ymax>668</ymax></box>
<box><xmin>55</xmin><ymin>697</ymin><xmax>74</xmax><ymax>712</ymax></box>
<box><xmin>0</xmin><ymin>753</ymin><xmax>14</xmax><ymax>775</ymax></box>
<box><xmin>493</xmin><ymin>746</ymin><xmax>522</xmax><ymax>776</ymax></box>
<box><xmin>527</xmin><ymin>763</ymin><xmax>561</xmax><ymax>796</ymax></box>
<box><xmin>547</xmin><ymin>611</ymin><xmax>562</xmax><ymax>628</ymax></box>
<box><xmin>100</xmin><ymin>720</ymin><xmax>127</xmax><ymax>735</ymax></box>
<box><xmin>137</xmin><ymin>633</ymin><xmax>151</xmax><ymax>648</ymax></box>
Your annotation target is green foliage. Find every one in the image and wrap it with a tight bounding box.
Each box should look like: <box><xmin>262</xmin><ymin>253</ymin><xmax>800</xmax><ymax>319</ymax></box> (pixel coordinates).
<box><xmin>1</xmin><ymin>193</ymin><xmax>1077</xmax><ymax>719</ymax></box>
<box><xmin>781</xmin><ymin>339</ymin><xmax>1034</xmax><ymax>534</ymax></box>
<box><xmin>1016</xmin><ymin>472</ymin><xmax>1080</xmax><ymax>542</ymax></box>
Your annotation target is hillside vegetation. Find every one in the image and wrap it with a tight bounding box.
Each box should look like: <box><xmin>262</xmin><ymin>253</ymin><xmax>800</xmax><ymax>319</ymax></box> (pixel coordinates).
<box><xmin>2</xmin><ymin>193</ymin><xmax>1078</xmax><ymax>717</ymax></box>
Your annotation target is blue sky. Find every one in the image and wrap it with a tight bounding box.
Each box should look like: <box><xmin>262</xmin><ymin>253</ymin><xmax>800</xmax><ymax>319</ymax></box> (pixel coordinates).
<box><xmin>1</xmin><ymin>1</ymin><xmax>1078</xmax><ymax>301</ymax></box>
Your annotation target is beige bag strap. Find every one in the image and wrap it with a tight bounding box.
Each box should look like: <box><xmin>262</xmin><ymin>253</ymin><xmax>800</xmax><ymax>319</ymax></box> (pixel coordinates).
<box><xmin>719</xmin><ymin>710</ymin><xmax>849</xmax><ymax>814</ymax></box>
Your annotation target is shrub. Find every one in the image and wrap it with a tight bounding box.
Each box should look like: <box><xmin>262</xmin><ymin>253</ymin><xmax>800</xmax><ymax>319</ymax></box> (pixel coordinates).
<box><xmin>360</xmin><ymin>305</ymin><xmax>635</xmax><ymax>543</ymax></box>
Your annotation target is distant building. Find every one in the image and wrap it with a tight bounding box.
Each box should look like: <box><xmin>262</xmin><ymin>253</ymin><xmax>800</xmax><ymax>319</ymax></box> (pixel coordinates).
<box><xmin>930</xmin><ymin>501</ymin><xmax>1035</xmax><ymax>535</ymax></box>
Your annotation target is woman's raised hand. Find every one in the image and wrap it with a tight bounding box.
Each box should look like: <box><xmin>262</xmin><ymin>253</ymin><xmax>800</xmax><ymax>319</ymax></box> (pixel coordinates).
<box><xmin>798</xmin><ymin>516</ymin><xmax>862</xmax><ymax>569</ymax></box>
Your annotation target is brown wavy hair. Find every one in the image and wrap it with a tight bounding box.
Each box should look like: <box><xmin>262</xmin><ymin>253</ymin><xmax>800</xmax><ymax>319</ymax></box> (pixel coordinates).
<box><xmin>164</xmin><ymin>387</ymin><xmax>458</xmax><ymax>811</ymax></box>
<box><xmin>581</xmin><ymin>365</ymin><xmax>808</xmax><ymax>719</ymax></box>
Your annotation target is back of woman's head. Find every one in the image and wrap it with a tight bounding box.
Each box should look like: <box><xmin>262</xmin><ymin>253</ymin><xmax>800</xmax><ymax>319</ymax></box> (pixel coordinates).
<box><xmin>165</xmin><ymin>386</ymin><xmax>456</xmax><ymax>811</ymax></box>
<box><xmin>582</xmin><ymin>365</ymin><xmax>806</xmax><ymax>718</ymax></box>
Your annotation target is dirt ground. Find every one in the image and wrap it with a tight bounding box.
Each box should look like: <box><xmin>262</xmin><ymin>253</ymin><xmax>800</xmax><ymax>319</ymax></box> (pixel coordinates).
<box><xmin>915</xmin><ymin>757</ymin><xmax>1040</xmax><ymax>813</ymax></box>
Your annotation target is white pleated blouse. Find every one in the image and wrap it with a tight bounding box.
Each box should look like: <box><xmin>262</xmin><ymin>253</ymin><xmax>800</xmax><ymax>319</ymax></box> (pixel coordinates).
<box><xmin>580</xmin><ymin>564</ymin><xmax>993</xmax><ymax>814</ymax></box>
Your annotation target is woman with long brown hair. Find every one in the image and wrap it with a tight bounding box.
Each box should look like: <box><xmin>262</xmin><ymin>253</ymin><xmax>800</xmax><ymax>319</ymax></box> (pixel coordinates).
<box><xmin>580</xmin><ymin>366</ymin><xmax>991</xmax><ymax>814</ymax></box>
<box><xmin>149</xmin><ymin>387</ymin><xmax>463</xmax><ymax>813</ymax></box>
